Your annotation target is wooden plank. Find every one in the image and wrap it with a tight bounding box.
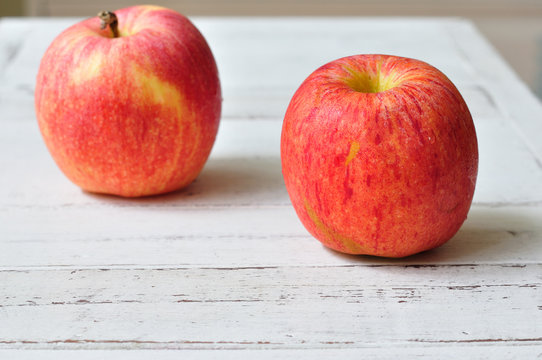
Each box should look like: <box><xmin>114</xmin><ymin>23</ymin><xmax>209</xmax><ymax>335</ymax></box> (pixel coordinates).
<box><xmin>0</xmin><ymin>265</ymin><xmax>540</xmax><ymax>349</ymax></box>
<box><xmin>1</xmin><ymin>116</ymin><xmax>542</xmax><ymax>208</ymax></box>
<box><xmin>1</xmin><ymin>347</ymin><xmax>542</xmax><ymax>359</ymax></box>
<box><xmin>1</xmin><ymin>204</ymin><xmax>542</xmax><ymax>268</ymax></box>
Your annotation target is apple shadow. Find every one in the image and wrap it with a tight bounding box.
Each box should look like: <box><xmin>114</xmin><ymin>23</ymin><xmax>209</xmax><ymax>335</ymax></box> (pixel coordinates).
<box><xmin>321</xmin><ymin>205</ymin><xmax>541</xmax><ymax>265</ymax></box>
<box><xmin>83</xmin><ymin>156</ymin><xmax>289</xmax><ymax>207</ymax></box>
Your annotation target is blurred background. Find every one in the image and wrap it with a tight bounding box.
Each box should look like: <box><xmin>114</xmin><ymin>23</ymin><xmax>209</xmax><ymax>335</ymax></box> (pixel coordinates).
<box><xmin>1</xmin><ymin>0</ymin><xmax>541</xmax><ymax>100</ymax></box>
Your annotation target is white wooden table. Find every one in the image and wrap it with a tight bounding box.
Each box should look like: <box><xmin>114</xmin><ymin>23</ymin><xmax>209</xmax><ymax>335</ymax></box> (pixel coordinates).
<box><xmin>1</xmin><ymin>17</ymin><xmax>541</xmax><ymax>358</ymax></box>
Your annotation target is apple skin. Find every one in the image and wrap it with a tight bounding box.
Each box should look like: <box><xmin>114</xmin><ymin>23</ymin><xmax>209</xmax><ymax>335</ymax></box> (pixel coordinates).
<box><xmin>35</xmin><ymin>5</ymin><xmax>221</xmax><ymax>197</ymax></box>
<box><xmin>281</xmin><ymin>54</ymin><xmax>478</xmax><ymax>258</ymax></box>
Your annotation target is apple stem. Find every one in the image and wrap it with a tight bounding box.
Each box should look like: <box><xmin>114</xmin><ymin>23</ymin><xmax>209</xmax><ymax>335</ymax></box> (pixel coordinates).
<box><xmin>98</xmin><ymin>11</ymin><xmax>119</xmax><ymax>38</ymax></box>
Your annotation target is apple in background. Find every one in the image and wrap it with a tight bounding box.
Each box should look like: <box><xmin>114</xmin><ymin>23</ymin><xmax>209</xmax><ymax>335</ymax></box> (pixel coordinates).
<box><xmin>281</xmin><ymin>54</ymin><xmax>478</xmax><ymax>258</ymax></box>
<box><xmin>35</xmin><ymin>5</ymin><xmax>221</xmax><ymax>197</ymax></box>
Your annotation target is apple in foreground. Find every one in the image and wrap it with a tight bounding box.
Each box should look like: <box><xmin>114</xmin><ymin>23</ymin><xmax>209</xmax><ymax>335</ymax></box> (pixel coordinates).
<box><xmin>35</xmin><ymin>5</ymin><xmax>221</xmax><ymax>197</ymax></box>
<box><xmin>281</xmin><ymin>54</ymin><xmax>478</xmax><ymax>257</ymax></box>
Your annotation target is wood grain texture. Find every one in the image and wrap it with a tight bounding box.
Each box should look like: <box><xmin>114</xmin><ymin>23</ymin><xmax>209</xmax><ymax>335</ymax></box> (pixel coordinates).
<box><xmin>1</xmin><ymin>347</ymin><xmax>542</xmax><ymax>359</ymax></box>
<box><xmin>1</xmin><ymin>17</ymin><xmax>541</xmax><ymax>357</ymax></box>
<box><xmin>1</xmin><ymin>205</ymin><xmax>542</xmax><ymax>269</ymax></box>
<box><xmin>1</xmin><ymin>265</ymin><xmax>540</xmax><ymax>349</ymax></box>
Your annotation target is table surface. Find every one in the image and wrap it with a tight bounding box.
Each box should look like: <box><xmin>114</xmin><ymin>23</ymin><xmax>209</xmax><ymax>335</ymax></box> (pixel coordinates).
<box><xmin>1</xmin><ymin>16</ymin><xmax>541</xmax><ymax>358</ymax></box>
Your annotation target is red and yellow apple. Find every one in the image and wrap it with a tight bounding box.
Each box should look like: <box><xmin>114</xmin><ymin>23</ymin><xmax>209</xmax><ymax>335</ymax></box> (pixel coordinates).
<box><xmin>281</xmin><ymin>54</ymin><xmax>478</xmax><ymax>257</ymax></box>
<box><xmin>35</xmin><ymin>5</ymin><xmax>221</xmax><ymax>197</ymax></box>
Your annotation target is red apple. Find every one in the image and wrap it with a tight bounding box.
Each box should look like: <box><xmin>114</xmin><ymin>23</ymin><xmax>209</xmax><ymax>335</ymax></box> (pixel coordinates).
<box><xmin>35</xmin><ymin>5</ymin><xmax>221</xmax><ymax>197</ymax></box>
<box><xmin>281</xmin><ymin>54</ymin><xmax>478</xmax><ymax>257</ymax></box>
